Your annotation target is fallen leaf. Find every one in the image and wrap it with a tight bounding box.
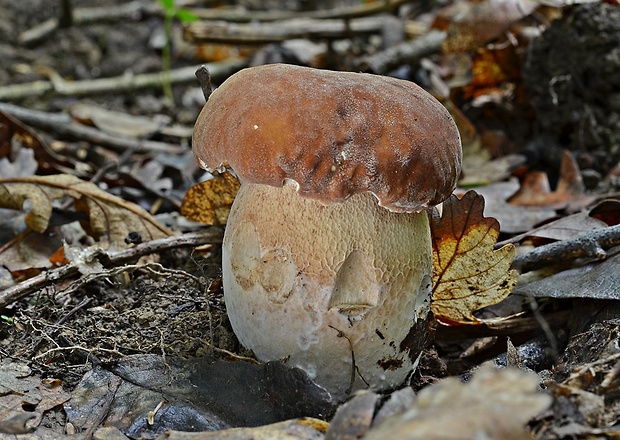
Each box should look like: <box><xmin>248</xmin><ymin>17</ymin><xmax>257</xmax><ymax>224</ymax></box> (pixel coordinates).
<box><xmin>435</xmin><ymin>0</ymin><xmax>539</xmax><ymax>53</ymax></box>
<box><xmin>431</xmin><ymin>190</ymin><xmax>518</xmax><ymax>323</ymax></box>
<box><xmin>498</xmin><ymin>199</ymin><xmax>620</xmax><ymax>246</ymax></box>
<box><xmin>0</xmin><ymin>110</ymin><xmax>74</xmax><ymax>174</ymax></box>
<box><xmin>514</xmin><ymin>247</ymin><xmax>620</xmax><ymax>301</ymax></box>
<box><xmin>0</xmin><ymin>362</ymin><xmax>71</xmax><ymax>434</ymax></box>
<box><xmin>460</xmin><ymin>139</ymin><xmax>526</xmax><ymax>187</ymax></box>
<box><xmin>0</xmin><ymin>174</ymin><xmax>172</xmax><ymax>245</ymax></box>
<box><xmin>164</xmin><ymin>417</ymin><xmax>329</xmax><ymax>439</ymax></box>
<box><xmin>130</xmin><ymin>159</ymin><xmax>173</xmax><ymax>193</ymax></box>
<box><xmin>0</xmin><ymin>148</ymin><xmax>37</xmax><ymax>179</ymax></box>
<box><xmin>462</xmin><ymin>40</ymin><xmax>524</xmax><ymax>102</ymax></box>
<box><xmin>70</xmin><ymin>103</ymin><xmax>171</xmax><ymax>138</ymax></box>
<box><xmin>440</xmin><ymin>100</ymin><xmax>525</xmax><ymax>187</ymax></box>
<box><xmin>181</xmin><ymin>172</ymin><xmax>240</xmax><ymax>226</ymax></box>
<box><xmin>66</xmin><ymin>354</ymin><xmax>334</xmax><ymax>436</ymax></box>
<box><xmin>588</xmin><ymin>199</ymin><xmax>620</xmax><ymax>226</ymax></box>
<box><xmin>466</xmin><ymin>180</ymin><xmax>556</xmax><ymax>234</ymax></box>
<box><xmin>325</xmin><ymin>391</ymin><xmax>377</xmax><ymax>439</ymax></box>
<box><xmin>0</xmin><ymin>230</ymin><xmax>61</xmax><ymax>274</ymax></box>
<box><xmin>364</xmin><ymin>366</ymin><xmax>551</xmax><ymax>440</ymax></box>
<box><xmin>508</xmin><ymin>150</ymin><xmax>593</xmax><ymax>210</ymax></box>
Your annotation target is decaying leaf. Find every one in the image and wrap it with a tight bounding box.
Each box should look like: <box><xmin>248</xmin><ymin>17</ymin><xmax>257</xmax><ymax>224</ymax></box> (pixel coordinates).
<box><xmin>0</xmin><ymin>174</ymin><xmax>171</xmax><ymax>245</ymax></box>
<box><xmin>164</xmin><ymin>418</ymin><xmax>329</xmax><ymax>439</ymax></box>
<box><xmin>469</xmin><ymin>180</ymin><xmax>557</xmax><ymax>234</ymax></box>
<box><xmin>364</xmin><ymin>366</ymin><xmax>551</xmax><ymax>440</ymax></box>
<box><xmin>514</xmin><ymin>249</ymin><xmax>620</xmax><ymax>301</ymax></box>
<box><xmin>0</xmin><ymin>362</ymin><xmax>71</xmax><ymax>434</ymax></box>
<box><xmin>431</xmin><ymin>190</ymin><xmax>518</xmax><ymax>323</ymax></box>
<box><xmin>508</xmin><ymin>150</ymin><xmax>593</xmax><ymax>210</ymax></box>
<box><xmin>436</xmin><ymin>0</ymin><xmax>539</xmax><ymax>53</ymax></box>
<box><xmin>441</xmin><ymin>100</ymin><xmax>524</xmax><ymax>187</ymax></box>
<box><xmin>0</xmin><ymin>148</ymin><xmax>38</xmax><ymax>179</ymax></box>
<box><xmin>181</xmin><ymin>172</ymin><xmax>240</xmax><ymax>226</ymax></box>
<box><xmin>0</xmin><ymin>111</ymin><xmax>73</xmax><ymax>174</ymax></box>
<box><xmin>500</xmin><ymin>199</ymin><xmax>618</xmax><ymax>246</ymax></box>
<box><xmin>70</xmin><ymin>103</ymin><xmax>172</xmax><ymax>138</ymax></box>
<box><xmin>66</xmin><ymin>354</ymin><xmax>333</xmax><ymax>437</ymax></box>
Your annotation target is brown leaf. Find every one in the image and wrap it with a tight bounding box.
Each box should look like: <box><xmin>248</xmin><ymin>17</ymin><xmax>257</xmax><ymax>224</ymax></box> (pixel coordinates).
<box><xmin>499</xmin><ymin>200</ymin><xmax>620</xmax><ymax>246</ymax></box>
<box><xmin>0</xmin><ymin>111</ymin><xmax>73</xmax><ymax>174</ymax></box>
<box><xmin>508</xmin><ymin>150</ymin><xmax>592</xmax><ymax>210</ymax></box>
<box><xmin>70</xmin><ymin>103</ymin><xmax>171</xmax><ymax>138</ymax></box>
<box><xmin>0</xmin><ymin>362</ymin><xmax>71</xmax><ymax>434</ymax></box>
<box><xmin>181</xmin><ymin>172</ymin><xmax>240</xmax><ymax>226</ymax></box>
<box><xmin>431</xmin><ymin>190</ymin><xmax>518</xmax><ymax>324</ymax></box>
<box><xmin>0</xmin><ymin>174</ymin><xmax>172</xmax><ymax>245</ymax></box>
<box><xmin>463</xmin><ymin>43</ymin><xmax>523</xmax><ymax>100</ymax></box>
<box><xmin>437</xmin><ymin>0</ymin><xmax>539</xmax><ymax>53</ymax></box>
<box><xmin>365</xmin><ymin>366</ymin><xmax>551</xmax><ymax>440</ymax></box>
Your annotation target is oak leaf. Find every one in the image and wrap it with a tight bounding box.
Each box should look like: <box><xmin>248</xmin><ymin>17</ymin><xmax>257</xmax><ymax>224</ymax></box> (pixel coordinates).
<box><xmin>0</xmin><ymin>174</ymin><xmax>171</xmax><ymax>245</ymax></box>
<box><xmin>431</xmin><ymin>190</ymin><xmax>518</xmax><ymax>323</ymax></box>
<box><xmin>181</xmin><ymin>172</ymin><xmax>240</xmax><ymax>226</ymax></box>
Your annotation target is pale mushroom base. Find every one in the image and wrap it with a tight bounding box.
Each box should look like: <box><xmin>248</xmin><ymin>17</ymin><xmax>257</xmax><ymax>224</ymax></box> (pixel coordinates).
<box><xmin>222</xmin><ymin>181</ymin><xmax>433</xmax><ymax>401</ymax></box>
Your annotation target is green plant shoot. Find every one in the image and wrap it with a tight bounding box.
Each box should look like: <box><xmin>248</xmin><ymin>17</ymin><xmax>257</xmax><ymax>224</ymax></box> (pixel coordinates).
<box><xmin>159</xmin><ymin>0</ymin><xmax>198</xmax><ymax>103</ymax></box>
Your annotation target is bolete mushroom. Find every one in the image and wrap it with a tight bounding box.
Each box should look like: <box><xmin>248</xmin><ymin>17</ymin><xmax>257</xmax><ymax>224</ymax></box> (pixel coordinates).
<box><xmin>193</xmin><ymin>64</ymin><xmax>461</xmax><ymax>401</ymax></box>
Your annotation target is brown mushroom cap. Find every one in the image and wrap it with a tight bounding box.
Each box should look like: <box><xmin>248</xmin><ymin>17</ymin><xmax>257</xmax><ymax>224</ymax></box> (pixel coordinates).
<box><xmin>193</xmin><ymin>64</ymin><xmax>462</xmax><ymax>212</ymax></box>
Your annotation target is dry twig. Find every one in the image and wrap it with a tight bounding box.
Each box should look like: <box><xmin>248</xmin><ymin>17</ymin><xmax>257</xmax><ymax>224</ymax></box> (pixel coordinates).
<box><xmin>0</xmin><ymin>102</ymin><xmax>184</xmax><ymax>154</ymax></box>
<box><xmin>512</xmin><ymin>224</ymin><xmax>620</xmax><ymax>273</ymax></box>
<box><xmin>18</xmin><ymin>1</ymin><xmax>162</xmax><ymax>46</ymax></box>
<box><xmin>356</xmin><ymin>30</ymin><xmax>447</xmax><ymax>74</ymax></box>
<box><xmin>189</xmin><ymin>0</ymin><xmax>412</xmax><ymax>22</ymax></box>
<box><xmin>0</xmin><ymin>228</ymin><xmax>223</xmax><ymax>308</ymax></box>
<box><xmin>0</xmin><ymin>58</ymin><xmax>246</xmax><ymax>102</ymax></box>
<box><xmin>184</xmin><ymin>15</ymin><xmax>402</xmax><ymax>44</ymax></box>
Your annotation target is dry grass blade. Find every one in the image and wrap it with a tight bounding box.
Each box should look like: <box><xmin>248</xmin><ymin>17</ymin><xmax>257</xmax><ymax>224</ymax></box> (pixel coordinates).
<box><xmin>0</xmin><ymin>174</ymin><xmax>172</xmax><ymax>244</ymax></box>
<box><xmin>430</xmin><ymin>190</ymin><xmax>518</xmax><ymax>323</ymax></box>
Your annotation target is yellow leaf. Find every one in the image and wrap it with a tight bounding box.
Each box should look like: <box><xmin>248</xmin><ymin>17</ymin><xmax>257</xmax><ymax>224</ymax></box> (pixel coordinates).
<box><xmin>430</xmin><ymin>190</ymin><xmax>517</xmax><ymax>324</ymax></box>
<box><xmin>181</xmin><ymin>172</ymin><xmax>240</xmax><ymax>226</ymax></box>
<box><xmin>0</xmin><ymin>174</ymin><xmax>172</xmax><ymax>245</ymax></box>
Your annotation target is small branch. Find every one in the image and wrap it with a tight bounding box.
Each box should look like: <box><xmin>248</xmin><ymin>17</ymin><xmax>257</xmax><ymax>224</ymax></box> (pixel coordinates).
<box><xmin>188</xmin><ymin>0</ymin><xmax>411</xmax><ymax>22</ymax></box>
<box><xmin>18</xmin><ymin>1</ymin><xmax>162</xmax><ymax>46</ymax></box>
<box><xmin>355</xmin><ymin>29</ymin><xmax>447</xmax><ymax>74</ymax></box>
<box><xmin>184</xmin><ymin>15</ymin><xmax>401</xmax><ymax>44</ymax></box>
<box><xmin>434</xmin><ymin>309</ymin><xmax>572</xmax><ymax>342</ymax></box>
<box><xmin>0</xmin><ymin>102</ymin><xmax>184</xmax><ymax>154</ymax></box>
<box><xmin>34</xmin><ymin>344</ymin><xmax>125</xmax><ymax>360</ymax></box>
<box><xmin>0</xmin><ymin>229</ymin><xmax>223</xmax><ymax>308</ymax></box>
<box><xmin>512</xmin><ymin>224</ymin><xmax>620</xmax><ymax>273</ymax></box>
<box><xmin>0</xmin><ymin>58</ymin><xmax>246</xmax><ymax>101</ymax></box>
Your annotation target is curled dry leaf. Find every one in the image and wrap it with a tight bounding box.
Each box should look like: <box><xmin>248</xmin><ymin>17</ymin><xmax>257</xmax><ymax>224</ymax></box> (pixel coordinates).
<box><xmin>436</xmin><ymin>0</ymin><xmax>539</xmax><ymax>53</ymax></box>
<box><xmin>0</xmin><ymin>174</ymin><xmax>172</xmax><ymax>245</ymax></box>
<box><xmin>0</xmin><ymin>362</ymin><xmax>71</xmax><ymax>434</ymax></box>
<box><xmin>508</xmin><ymin>150</ymin><xmax>592</xmax><ymax>211</ymax></box>
<box><xmin>181</xmin><ymin>172</ymin><xmax>240</xmax><ymax>226</ymax></box>
<box><xmin>431</xmin><ymin>190</ymin><xmax>518</xmax><ymax>324</ymax></box>
<box><xmin>364</xmin><ymin>366</ymin><xmax>551</xmax><ymax>440</ymax></box>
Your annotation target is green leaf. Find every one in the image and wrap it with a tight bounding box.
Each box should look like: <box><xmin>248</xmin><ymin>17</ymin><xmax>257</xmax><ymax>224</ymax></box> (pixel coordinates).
<box><xmin>176</xmin><ymin>8</ymin><xmax>199</xmax><ymax>22</ymax></box>
<box><xmin>159</xmin><ymin>0</ymin><xmax>174</xmax><ymax>11</ymax></box>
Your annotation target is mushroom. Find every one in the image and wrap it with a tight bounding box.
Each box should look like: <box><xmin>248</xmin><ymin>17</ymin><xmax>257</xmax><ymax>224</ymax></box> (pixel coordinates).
<box><xmin>193</xmin><ymin>64</ymin><xmax>461</xmax><ymax>401</ymax></box>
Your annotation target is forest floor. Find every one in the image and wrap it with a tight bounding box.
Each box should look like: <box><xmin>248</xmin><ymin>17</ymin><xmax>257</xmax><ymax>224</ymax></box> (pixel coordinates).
<box><xmin>1</xmin><ymin>0</ymin><xmax>620</xmax><ymax>439</ymax></box>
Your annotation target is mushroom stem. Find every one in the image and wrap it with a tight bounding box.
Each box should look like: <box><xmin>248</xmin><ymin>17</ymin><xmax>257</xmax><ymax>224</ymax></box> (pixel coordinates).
<box><xmin>222</xmin><ymin>181</ymin><xmax>433</xmax><ymax>400</ymax></box>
